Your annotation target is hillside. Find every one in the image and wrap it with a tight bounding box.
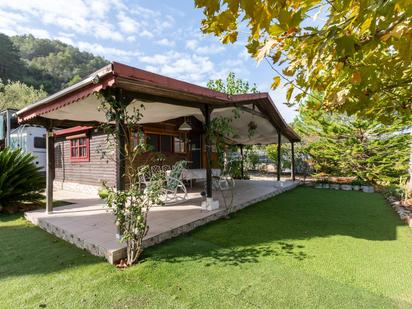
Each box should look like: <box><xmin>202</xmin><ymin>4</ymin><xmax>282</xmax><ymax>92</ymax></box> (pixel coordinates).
<box><xmin>0</xmin><ymin>34</ymin><xmax>109</xmax><ymax>94</ymax></box>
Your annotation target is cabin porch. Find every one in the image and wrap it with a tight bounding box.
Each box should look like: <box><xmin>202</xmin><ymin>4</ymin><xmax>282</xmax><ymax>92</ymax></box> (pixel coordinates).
<box><xmin>25</xmin><ymin>176</ymin><xmax>298</xmax><ymax>264</ymax></box>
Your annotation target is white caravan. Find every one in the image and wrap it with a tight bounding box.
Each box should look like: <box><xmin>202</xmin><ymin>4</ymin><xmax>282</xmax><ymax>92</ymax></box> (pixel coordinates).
<box><xmin>9</xmin><ymin>125</ymin><xmax>47</xmax><ymax>172</ymax></box>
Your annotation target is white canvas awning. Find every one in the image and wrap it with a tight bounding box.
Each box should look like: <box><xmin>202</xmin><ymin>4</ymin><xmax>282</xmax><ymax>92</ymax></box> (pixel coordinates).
<box><xmin>17</xmin><ymin>62</ymin><xmax>299</xmax><ymax>144</ymax></box>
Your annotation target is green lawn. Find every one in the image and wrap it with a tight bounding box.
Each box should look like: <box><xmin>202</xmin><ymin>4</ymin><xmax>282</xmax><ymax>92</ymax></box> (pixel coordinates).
<box><xmin>1</xmin><ymin>187</ymin><xmax>412</xmax><ymax>308</ymax></box>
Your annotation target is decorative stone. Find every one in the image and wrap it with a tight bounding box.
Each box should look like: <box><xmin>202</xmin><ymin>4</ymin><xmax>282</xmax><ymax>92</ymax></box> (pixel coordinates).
<box><xmin>341</xmin><ymin>184</ymin><xmax>352</xmax><ymax>191</ymax></box>
<box><xmin>361</xmin><ymin>185</ymin><xmax>374</xmax><ymax>193</ymax></box>
<box><xmin>322</xmin><ymin>183</ymin><xmax>330</xmax><ymax>189</ymax></box>
<box><xmin>330</xmin><ymin>184</ymin><xmax>340</xmax><ymax>190</ymax></box>
<box><xmin>352</xmin><ymin>185</ymin><xmax>360</xmax><ymax>191</ymax></box>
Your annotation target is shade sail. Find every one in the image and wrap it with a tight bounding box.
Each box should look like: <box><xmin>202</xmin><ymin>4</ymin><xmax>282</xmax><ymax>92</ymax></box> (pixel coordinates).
<box><xmin>17</xmin><ymin>62</ymin><xmax>300</xmax><ymax>144</ymax></box>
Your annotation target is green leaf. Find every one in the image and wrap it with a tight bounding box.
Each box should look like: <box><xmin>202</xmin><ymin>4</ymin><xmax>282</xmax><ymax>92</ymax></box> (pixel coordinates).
<box><xmin>360</xmin><ymin>17</ymin><xmax>372</xmax><ymax>34</ymax></box>
<box><xmin>222</xmin><ymin>31</ymin><xmax>238</xmax><ymax>44</ymax></box>
<box><xmin>271</xmin><ymin>76</ymin><xmax>281</xmax><ymax>89</ymax></box>
<box><xmin>286</xmin><ymin>84</ymin><xmax>294</xmax><ymax>102</ymax></box>
<box><xmin>335</xmin><ymin>36</ymin><xmax>356</xmax><ymax>57</ymax></box>
<box><xmin>269</xmin><ymin>23</ymin><xmax>285</xmax><ymax>36</ymax></box>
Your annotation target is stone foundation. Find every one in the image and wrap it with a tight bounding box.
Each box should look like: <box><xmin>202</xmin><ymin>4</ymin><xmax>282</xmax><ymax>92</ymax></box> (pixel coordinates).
<box><xmin>54</xmin><ymin>181</ymin><xmax>100</xmax><ymax>196</ymax></box>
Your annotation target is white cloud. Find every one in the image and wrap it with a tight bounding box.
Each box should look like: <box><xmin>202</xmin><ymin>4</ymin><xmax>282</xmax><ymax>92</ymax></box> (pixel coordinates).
<box><xmin>185</xmin><ymin>39</ymin><xmax>225</xmax><ymax>55</ymax></box>
<box><xmin>0</xmin><ymin>9</ymin><xmax>51</xmax><ymax>39</ymax></box>
<box><xmin>239</xmin><ymin>48</ymin><xmax>251</xmax><ymax>61</ymax></box>
<box><xmin>117</xmin><ymin>11</ymin><xmax>140</xmax><ymax>34</ymax></box>
<box><xmin>0</xmin><ymin>0</ymin><xmax>127</xmax><ymax>41</ymax></box>
<box><xmin>139</xmin><ymin>51</ymin><xmax>216</xmax><ymax>84</ymax></box>
<box><xmin>77</xmin><ymin>41</ymin><xmax>141</xmax><ymax>59</ymax></box>
<box><xmin>140</xmin><ymin>30</ymin><xmax>154</xmax><ymax>38</ymax></box>
<box><xmin>94</xmin><ymin>22</ymin><xmax>124</xmax><ymax>41</ymax></box>
<box><xmin>157</xmin><ymin>38</ymin><xmax>175</xmax><ymax>47</ymax></box>
<box><xmin>129</xmin><ymin>4</ymin><xmax>159</xmax><ymax>18</ymax></box>
<box><xmin>126</xmin><ymin>35</ymin><xmax>136</xmax><ymax>42</ymax></box>
<box><xmin>56</xmin><ymin>36</ymin><xmax>74</xmax><ymax>45</ymax></box>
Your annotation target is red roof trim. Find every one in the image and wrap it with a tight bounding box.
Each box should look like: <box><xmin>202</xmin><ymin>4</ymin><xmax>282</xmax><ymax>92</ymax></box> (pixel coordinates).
<box><xmin>54</xmin><ymin>126</ymin><xmax>94</xmax><ymax>137</ymax></box>
<box><xmin>112</xmin><ymin>62</ymin><xmax>230</xmax><ymax>102</ymax></box>
<box><xmin>18</xmin><ymin>74</ymin><xmax>115</xmax><ymax>122</ymax></box>
<box><xmin>16</xmin><ymin>61</ymin><xmax>300</xmax><ymax>142</ymax></box>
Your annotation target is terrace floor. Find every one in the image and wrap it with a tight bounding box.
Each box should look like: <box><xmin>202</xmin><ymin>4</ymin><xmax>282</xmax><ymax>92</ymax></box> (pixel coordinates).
<box><xmin>25</xmin><ymin>176</ymin><xmax>298</xmax><ymax>263</ymax></box>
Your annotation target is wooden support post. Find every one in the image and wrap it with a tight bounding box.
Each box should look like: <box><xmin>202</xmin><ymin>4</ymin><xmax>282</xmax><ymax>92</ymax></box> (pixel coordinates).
<box><xmin>240</xmin><ymin>144</ymin><xmax>244</xmax><ymax>179</ymax></box>
<box><xmin>116</xmin><ymin>117</ymin><xmax>126</xmax><ymax>191</ymax></box>
<box><xmin>46</xmin><ymin>127</ymin><xmax>54</xmax><ymax>214</ymax></box>
<box><xmin>291</xmin><ymin>142</ymin><xmax>296</xmax><ymax>181</ymax></box>
<box><xmin>277</xmin><ymin>129</ymin><xmax>281</xmax><ymax>181</ymax></box>
<box><xmin>203</xmin><ymin>105</ymin><xmax>213</xmax><ymax>199</ymax></box>
<box><xmin>114</xmin><ymin>88</ymin><xmax>128</xmax><ymax>191</ymax></box>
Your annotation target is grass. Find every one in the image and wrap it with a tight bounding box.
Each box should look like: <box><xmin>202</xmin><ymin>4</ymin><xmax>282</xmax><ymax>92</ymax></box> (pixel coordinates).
<box><xmin>1</xmin><ymin>187</ymin><xmax>412</xmax><ymax>308</ymax></box>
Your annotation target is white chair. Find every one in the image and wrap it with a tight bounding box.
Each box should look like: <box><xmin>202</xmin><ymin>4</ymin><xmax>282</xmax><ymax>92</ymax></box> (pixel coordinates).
<box><xmin>162</xmin><ymin>165</ymin><xmax>170</xmax><ymax>174</ymax></box>
<box><xmin>151</xmin><ymin>165</ymin><xmax>162</xmax><ymax>175</ymax></box>
<box><xmin>161</xmin><ymin>161</ymin><xmax>188</xmax><ymax>205</ymax></box>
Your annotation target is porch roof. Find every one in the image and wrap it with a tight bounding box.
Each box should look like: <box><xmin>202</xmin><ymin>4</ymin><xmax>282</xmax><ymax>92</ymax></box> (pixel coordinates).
<box><xmin>17</xmin><ymin>62</ymin><xmax>300</xmax><ymax>144</ymax></box>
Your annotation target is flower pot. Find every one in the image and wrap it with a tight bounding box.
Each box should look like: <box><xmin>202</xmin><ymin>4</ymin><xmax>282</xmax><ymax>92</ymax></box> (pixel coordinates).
<box><xmin>361</xmin><ymin>185</ymin><xmax>374</xmax><ymax>193</ymax></box>
<box><xmin>322</xmin><ymin>183</ymin><xmax>330</xmax><ymax>189</ymax></box>
<box><xmin>341</xmin><ymin>184</ymin><xmax>352</xmax><ymax>191</ymax></box>
<box><xmin>352</xmin><ymin>185</ymin><xmax>360</xmax><ymax>191</ymax></box>
<box><xmin>330</xmin><ymin>184</ymin><xmax>340</xmax><ymax>190</ymax></box>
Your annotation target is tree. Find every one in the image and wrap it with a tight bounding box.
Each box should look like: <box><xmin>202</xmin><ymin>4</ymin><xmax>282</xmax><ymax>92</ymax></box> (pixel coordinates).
<box><xmin>0</xmin><ymin>34</ymin><xmax>26</xmax><ymax>83</ymax></box>
<box><xmin>207</xmin><ymin>71</ymin><xmax>258</xmax><ymax>94</ymax></box>
<box><xmin>293</xmin><ymin>100</ymin><xmax>411</xmax><ymax>185</ymax></box>
<box><xmin>207</xmin><ymin>72</ymin><xmax>258</xmax><ymax>171</ymax></box>
<box><xmin>195</xmin><ymin>0</ymin><xmax>412</xmax><ymax>124</ymax></box>
<box><xmin>97</xmin><ymin>90</ymin><xmax>164</xmax><ymax>266</ymax></box>
<box><xmin>0</xmin><ymin>80</ymin><xmax>47</xmax><ymax>110</ymax></box>
<box><xmin>0</xmin><ymin>34</ymin><xmax>109</xmax><ymax>93</ymax></box>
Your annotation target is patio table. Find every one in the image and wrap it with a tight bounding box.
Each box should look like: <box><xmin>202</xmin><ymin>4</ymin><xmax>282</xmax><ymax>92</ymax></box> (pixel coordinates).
<box><xmin>167</xmin><ymin>168</ymin><xmax>221</xmax><ymax>187</ymax></box>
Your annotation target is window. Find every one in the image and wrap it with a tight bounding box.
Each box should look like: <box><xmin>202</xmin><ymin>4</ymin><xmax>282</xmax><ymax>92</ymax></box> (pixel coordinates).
<box><xmin>147</xmin><ymin>134</ymin><xmax>159</xmax><ymax>152</ymax></box>
<box><xmin>161</xmin><ymin>135</ymin><xmax>172</xmax><ymax>152</ymax></box>
<box><xmin>70</xmin><ymin>137</ymin><xmax>89</xmax><ymax>162</ymax></box>
<box><xmin>33</xmin><ymin>137</ymin><xmax>46</xmax><ymax>149</ymax></box>
<box><xmin>146</xmin><ymin>134</ymin><xmax>174</xmax><ymax>153</ymax></box>
<box><xmin>174</xmin><ymin>136</ymin><xmax>186</xmax><ymax>153</ymax></box>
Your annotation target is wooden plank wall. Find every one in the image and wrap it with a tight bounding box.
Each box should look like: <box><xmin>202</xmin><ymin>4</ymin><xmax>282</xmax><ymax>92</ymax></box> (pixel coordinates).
<box><xmin>54</xmin><ymin>131</ymin><xmax>117</xmax><ymax>186</ymax></box>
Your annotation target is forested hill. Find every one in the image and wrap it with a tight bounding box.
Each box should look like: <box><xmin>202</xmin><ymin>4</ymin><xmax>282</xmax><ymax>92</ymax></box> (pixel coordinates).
<box><xmin>0</xmin><ymin>34</ymin><xmax>109</xmax><ymax>94</ymax></box>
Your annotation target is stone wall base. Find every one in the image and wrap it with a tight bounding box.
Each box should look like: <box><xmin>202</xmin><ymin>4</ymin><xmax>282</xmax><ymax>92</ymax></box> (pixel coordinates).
<box><xmin>54</xmin><ymin>181</ymin><xmax>100</xmax><ymax>195</ymax></box>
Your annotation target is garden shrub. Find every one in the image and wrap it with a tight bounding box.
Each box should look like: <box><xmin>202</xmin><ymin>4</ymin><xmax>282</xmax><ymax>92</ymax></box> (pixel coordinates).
<box><xmin>0</xmin><ymin>148</ymin><xmax>45</xmax><ymax>212</ymax></box>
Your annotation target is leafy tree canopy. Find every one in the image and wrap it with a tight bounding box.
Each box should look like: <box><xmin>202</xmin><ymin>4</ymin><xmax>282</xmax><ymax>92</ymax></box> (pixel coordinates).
<box><xmin>195</xmin><ymin>0</ymin><xmax>412</xmax><ymax>124</ymax></box>
<box><xmin>207</xmin><ymin>71</ymin><xmax>258</xmax><ymax>94</ymax></box>
<box><xmin>0</xmin><ymin>80</ymin><xmax>47</xmax><ymax>111</ymax></box>
<box><xmin>0</xmin><ymin>34</ymin><xmax>109</xmax><ymax>94</ymax></box>
<box><xmin>293</xmin><ymin>94</ymin><xmax>411</xmax><ymax>185</ymax></box>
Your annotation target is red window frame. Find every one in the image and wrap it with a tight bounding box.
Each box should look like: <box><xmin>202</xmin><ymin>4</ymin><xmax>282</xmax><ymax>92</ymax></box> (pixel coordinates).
<box><xmin>69</xmin><ymin>137</ymin><xmax>90</xmax><ymax>162</ymax></box>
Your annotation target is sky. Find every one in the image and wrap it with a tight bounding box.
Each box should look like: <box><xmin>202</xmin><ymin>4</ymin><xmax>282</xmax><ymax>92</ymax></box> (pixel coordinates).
<box><xmin>0</xmin><ymin>0</ymin><xmax>300</xmax><ymax>123</ymax></box>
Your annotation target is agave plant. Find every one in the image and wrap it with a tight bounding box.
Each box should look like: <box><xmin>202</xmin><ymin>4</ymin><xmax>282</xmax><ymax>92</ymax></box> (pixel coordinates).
<box><xmin>0</xmin><ymin>148</ymin><xmax>45</xmax><ymax>211</ymax></box>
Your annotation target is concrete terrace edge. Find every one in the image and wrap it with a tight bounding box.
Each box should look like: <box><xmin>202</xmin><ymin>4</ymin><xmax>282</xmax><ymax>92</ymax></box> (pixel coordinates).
<box><xmin>26</xmin><ymin>182</ymin><xmax>300</xmax><ymax>264</ymax></box>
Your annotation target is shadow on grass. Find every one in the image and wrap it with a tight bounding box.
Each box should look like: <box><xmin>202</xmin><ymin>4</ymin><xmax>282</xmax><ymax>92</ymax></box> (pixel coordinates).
<box><xmin>149</xmin><ymin>242</ymin><xmax>310</xmax><ymax>267</ymax></box>
<box><xmin>144</xmin><ymin>187</ymin><xmax>403</xmax><ymax>266</ymax></box>
<box><xmin>0</xmin><ymin>187</ymin><xmax>405</xmax><ymax>276</ymax></box>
